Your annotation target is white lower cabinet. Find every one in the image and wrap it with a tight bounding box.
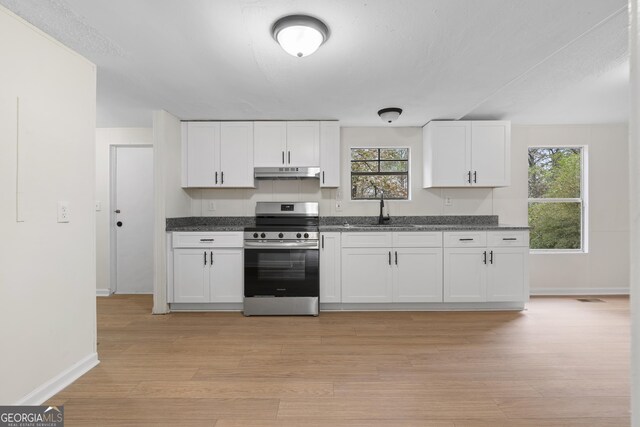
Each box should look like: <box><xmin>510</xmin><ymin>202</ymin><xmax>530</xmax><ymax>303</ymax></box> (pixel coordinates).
<box><xmin>171</xmin><ymin>232</ymin><xmax>243</xmax><ymax>304</ymax></box>
<box><xmin>320</xmin><ymin>232</ymin><xmax>342</xmax><ymax>303</ymax></box>
<box><xmin>341</xmin><ymin>232</ymin><xmax>443</xmax><ymax>303</ymax></box>
<box><xmin>443</xmin><ymin>231</ymin><xmax>528</xmax><ymax>303</ymax></box>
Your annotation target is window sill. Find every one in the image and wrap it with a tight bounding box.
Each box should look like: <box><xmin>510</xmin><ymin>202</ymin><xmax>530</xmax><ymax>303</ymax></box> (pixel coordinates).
<box><xmin>530</xmin><ymin>250</ymin><xmax>588</xmax><ymax>255</ymax></box>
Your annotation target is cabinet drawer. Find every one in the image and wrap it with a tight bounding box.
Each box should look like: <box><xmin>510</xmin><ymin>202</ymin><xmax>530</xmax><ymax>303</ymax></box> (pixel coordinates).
<box><xmin>444</xmin><ymin>231</ymin><xmax>487</xmax><ymax>248</ymax></box>
<box><xmin>173</xmin><ymin>232</ymin><xmax>243</xmax><ymax>248</ymax></box>
<box><xmin>341</xmin><ymin>232</ymin><xmax>393</xmax><ymax>248</ymax></box>
<box><xmin>487</xmin><ymin>231</ymin><xmax>528</xmax><ymax>247</ymax></box>
<box><xmin>393</xmin><ymin>232</ymin><xmax>442</xmax><ymax>248</ymax></box>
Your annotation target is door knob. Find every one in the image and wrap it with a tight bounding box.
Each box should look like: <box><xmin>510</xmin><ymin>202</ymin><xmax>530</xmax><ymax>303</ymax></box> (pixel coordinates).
<box><xmin>116</xmin><ymin>221</ymin><xmax>123</xmax><ymax>227</ymax></box>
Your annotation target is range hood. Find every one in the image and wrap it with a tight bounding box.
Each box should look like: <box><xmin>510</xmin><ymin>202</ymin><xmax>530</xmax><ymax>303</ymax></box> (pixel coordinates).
<box><xmin>254</xmin><ymin>167</ymin><xmax>320</xmax><ymax>180</ymax></box>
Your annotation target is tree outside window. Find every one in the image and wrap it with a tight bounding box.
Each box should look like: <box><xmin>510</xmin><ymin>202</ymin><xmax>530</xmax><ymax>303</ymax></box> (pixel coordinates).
<box><xmin>351</xmin><ymin>148</ymin><xmax>409</xmax><ymax>199</ymax></box>
<box><xmin>528</xmin><ymin>147</ymin><xmax>585</xmax><ymax>251</ymax></box>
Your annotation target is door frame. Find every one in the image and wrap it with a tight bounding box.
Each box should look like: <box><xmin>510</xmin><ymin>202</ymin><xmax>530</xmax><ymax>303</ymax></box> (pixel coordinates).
<box><xmin>109</xmin><ymin>144</ymin><xmax>154</xmax><ymax>294</ymax></box>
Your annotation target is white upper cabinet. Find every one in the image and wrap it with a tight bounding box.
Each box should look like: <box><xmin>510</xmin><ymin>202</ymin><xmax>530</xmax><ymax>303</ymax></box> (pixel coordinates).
<box><xmin>182</xmin><ymin>121</ymin><xmax>255</xmax><ymax>188</ymax></box>
<box><xmin>423</xmin><ymin>120</ymin><xmax>510</xmax><ymax>188</ymax></box>
<box><xmin>184</xmin><ymin>122</ymin><xmax>220</xmax><ymax>187</ymax></box>
<box><xmin>286</xmin><ymin>121</ymin><xmax>320</xmax><ymax>167</ymax></box>
<box><xmin>319</xmin><ymin>121</ymin><xmax>340</xmax><ymax>187</ymax></box>
<box><xmin>253</xmin><ymin>121</ymin><xmax>287</xmax><ymax>167</ymax></box>
<box><xmin>219</xmin><ymin>122</ymin><xmax>254</xmax><ymax>187</ymax></box>
<box><xmin>254</xmin><ymin>121</ymin><xmax>320</xmax><ymax>168</ymax></box>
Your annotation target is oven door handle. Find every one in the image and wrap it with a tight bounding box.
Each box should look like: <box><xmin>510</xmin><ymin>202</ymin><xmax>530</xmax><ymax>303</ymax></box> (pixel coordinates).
<box><xmin>244</xmin><ymin>241</ymin><xmax>319</xmax><ymax>250</ymax></box>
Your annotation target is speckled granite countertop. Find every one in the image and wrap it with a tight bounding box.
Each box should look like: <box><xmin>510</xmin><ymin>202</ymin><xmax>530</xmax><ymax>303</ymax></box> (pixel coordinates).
<box><xmin>319</xmin><ymin>216</ymin><xmax>527</xmax><ymax>232</ymax></box>
<box><xmin>167</xmin><ymin>216</ymin><xmax>528</xmax><ymax>232</ymax></box>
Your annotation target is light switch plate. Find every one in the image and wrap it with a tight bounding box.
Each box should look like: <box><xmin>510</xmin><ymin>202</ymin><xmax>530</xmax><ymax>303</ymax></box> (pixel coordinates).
<box><xmin>335</xmin><ymin>200</ymin><xmax>343</xmax><ymax>212</ymax></box>
<box><xmin>208</xmin><ymin>201</ymin><xmax>216</xmax><ymax>211</ymax></box>
<box><xmin>444</xmin><ymin>196</ymin><xmax>452</xmax><ymax>206</ymax></box>
<box><xmin>95</xmin><ymin>201</ymin><xmax>101</xmax><ymax>211</ymax></box>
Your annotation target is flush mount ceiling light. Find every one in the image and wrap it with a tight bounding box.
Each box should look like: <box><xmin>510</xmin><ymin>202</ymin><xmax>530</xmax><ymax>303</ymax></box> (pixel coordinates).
<box><xmin>272</xmin><ymin>15</ymin><xmax>329</xmax><ymax>58</ymax></box>
<box><xmin>378</xmin><ymin>107</ymin><xmax>403</xmax><ymax>123</ymax></box>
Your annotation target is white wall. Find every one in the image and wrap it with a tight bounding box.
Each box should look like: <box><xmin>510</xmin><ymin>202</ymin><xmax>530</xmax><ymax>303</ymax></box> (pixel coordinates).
<box><xmin>495</xmin><ymin>124</ymin><xmax>629</xmax><ymax>294</ymax></box>
<box><xmin>153</xmin><ymin>111</ymin><xmax>190</xmax><ymax>313</ymax></box>
<box><xmin>0</xmin><ymin>6</ymin><xmax>98</xmax><ymax>404</ymax></box>
<box><xmin>189</xmin><ymin>127</ymin><xmax>495</xmax><ymax>217</ymax></box>
<box><xmin>95</xmin><ymin>128</ymin><xmax>152</xmax><ymax>294</ymax></box>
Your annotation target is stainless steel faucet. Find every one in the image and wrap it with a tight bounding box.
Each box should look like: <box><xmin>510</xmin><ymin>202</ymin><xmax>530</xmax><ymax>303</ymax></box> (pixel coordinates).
<box><xmin>378</xmin><ymin>191</ymin><xmax>391</xmax><ymax>225</ymax></box>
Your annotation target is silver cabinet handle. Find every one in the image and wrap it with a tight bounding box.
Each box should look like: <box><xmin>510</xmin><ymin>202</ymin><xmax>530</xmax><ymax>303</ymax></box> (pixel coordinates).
<box><xmin>200</xmin><ymin>238</ymin><xmax>215</xmax><ymax>242</ymax></box>
<box><xmin>459</xmin><ymin>238</ymin><xmax>473</xmax><ymax>241</ymax></box>
<box><xmin>395</xmin><ymin>251</ymin><xmax>398</xmax><ymax>265</ymax></box>
<box><xmin>473</xmin><ymin>171</ymin><xmax>477</xmax><ymax>183</ymax></box>
<box><xmin>322</xmin><ymin>171</ymin><xmax>325</xmax><ymax>184</ymax></box>
<box><xmin>288</xmin><ymin>151</ymin><xmax>291</xmax><ymax>164</ymax></box>
<box><xmin>489</xmin><ymin>250</ymin><xmax>493</xmax><ymax>264</ymax></box>
<box><xmin>482</xmin><ymin>251</ymin><xmax>487</xmax><ymax>264</ymax></box>
<box><xmin>210</xmin><ymin>251</ymin><xmax>213</xmax><ymax>265</ymax></box>
<box><xmin>503</xmin><ymin>237</ymin><xmax>517</xmax><ymax>241</ymax></box>
<box><xmin>388</xmin><ymin>251</ymin><xmax>391</xmax><ymax>265</ymax></box>
<box><xmin>204</xmin><ymin>251</ymin><xmax>207</xmax><ymax>265</ymax></box>
<box><xmin>467</xmin><ymin>171</ymin><xmax>471</xmax><ymax>183</ymax></box>
<box><xmin>282</xmin><ymin>151</ymin><xmax>285</xmax><ymax>164</ymax></box>
<box><xmin>221</xmin><ymin>171</ymin><xmax>224</xmax><ymax>184</ymax></box>
<box><xmin>215</xmin><ymin>171</ymin><xmax>218</xmax><ymax>184</ymax></box>
<box><xmin>321</xmin><ymin>235</ymin><xmax>325</xmax><ymax>249</ymax></box>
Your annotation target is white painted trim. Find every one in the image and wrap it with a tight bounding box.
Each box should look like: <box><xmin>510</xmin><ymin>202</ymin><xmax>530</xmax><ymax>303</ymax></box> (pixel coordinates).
<box><xmin>15</xmin><ymin>353</ymin><xmax>99</xmax><ymax>405</ymax></box>
<box><xmin>96</xmin><ymin>288</ymin><xmax>111</xmax><ymax>297</ymax></box>
<box><xmin>530</xmin><ymin>288</ymin><xmax>629</xmax><ymax>296</ymax></box>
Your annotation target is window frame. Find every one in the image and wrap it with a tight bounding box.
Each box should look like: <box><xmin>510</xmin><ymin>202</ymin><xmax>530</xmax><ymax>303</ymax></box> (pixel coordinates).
<box><xmin>527</xmin><ymin>145</ymin><xmax>588</xmax><ymax>254</ymax></box>
<box><xmin>350</xmin><ymin>146</ymin><xmax>411</xmax><ymax>201</ymax></box>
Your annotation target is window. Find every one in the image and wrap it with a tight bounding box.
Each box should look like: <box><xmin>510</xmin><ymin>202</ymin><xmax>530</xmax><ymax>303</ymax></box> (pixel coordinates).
<box><xmin>528</xmin><ymin>147</ymin><xmax>585</xmax><ymax>251</ymax></box>
<box><xmin>351</xmin><ymin>148</ymin><xmax>409</xmax><ymax>200</ymax></box>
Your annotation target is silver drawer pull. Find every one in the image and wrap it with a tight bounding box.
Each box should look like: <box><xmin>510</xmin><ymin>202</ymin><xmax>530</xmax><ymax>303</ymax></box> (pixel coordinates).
<box><xmin>200</xmin><ymin>238</ymin><xmax>215</xmax><ymax>242</ymax></box>
<box><xmin>502</xmin><ymin>238</ymin><xmax>517</xmax><ymax>241</ymax></box>
<box><xmin>459</xmin><ymin>238</ymin><xmax>474</xmax><ymax>241</ymax></box>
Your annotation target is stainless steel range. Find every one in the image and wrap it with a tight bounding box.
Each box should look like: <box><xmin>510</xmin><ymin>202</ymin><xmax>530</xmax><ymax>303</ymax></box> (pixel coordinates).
<box><xmin>243</xmin><ymin>202</ymin><xmax>319</xmax><ymax>316</ymax></box>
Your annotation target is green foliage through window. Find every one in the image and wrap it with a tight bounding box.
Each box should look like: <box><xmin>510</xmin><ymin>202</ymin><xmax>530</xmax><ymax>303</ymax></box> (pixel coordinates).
<box><xmin>528</xmin><ymin>147</ymin><xmax>583</xmax><ymax>250</ymax></box>
<box><xmin>351</xmin><ymin>148</ymin><xmax>409</xmax><ymax>199</ymax></box>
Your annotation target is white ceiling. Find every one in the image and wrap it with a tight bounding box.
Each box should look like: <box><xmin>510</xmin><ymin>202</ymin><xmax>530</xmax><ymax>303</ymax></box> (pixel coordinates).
<box><xmin>0</xmin><ymin>0</ymin><xmax>629</xmax><ymax>127</ymax></box>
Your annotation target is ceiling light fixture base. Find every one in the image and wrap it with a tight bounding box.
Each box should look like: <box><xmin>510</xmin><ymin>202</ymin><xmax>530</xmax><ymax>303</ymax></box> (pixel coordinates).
<box><xmin>272</xmin><ymin>15</ymin><xmax>329</xmax><ymax>58</ymax></box>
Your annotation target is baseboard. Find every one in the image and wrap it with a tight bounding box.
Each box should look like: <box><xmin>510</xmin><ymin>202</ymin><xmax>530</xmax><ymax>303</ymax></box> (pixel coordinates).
<box><xmin>16</xmin><ymin>352</ymin><xmax>99</xmax><ymax>405</ymax></box>
<box><xmin>96</xmin><ymin>288</ymin><xmax>111</xmax><ymax>297</ymax></box>
<box><xmin>530</xmin><ymin>288</ymin><xmax>630</xmax><ymax>296</ymax></box>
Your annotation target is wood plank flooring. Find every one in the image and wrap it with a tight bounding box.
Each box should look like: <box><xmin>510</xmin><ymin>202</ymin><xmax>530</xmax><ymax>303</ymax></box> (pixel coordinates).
<box><xmin>47</xmin><ymin>295</ymin><xmax>630</xmax><ymax>426</ymax></box>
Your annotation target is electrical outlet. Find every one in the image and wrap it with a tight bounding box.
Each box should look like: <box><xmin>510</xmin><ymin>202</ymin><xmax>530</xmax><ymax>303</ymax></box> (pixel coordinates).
<box><xmin>208</xmin><ymin>201</ymin><xmax>216</xmax><ymax>211</ymax></box>
<box><xmin>57</xmin><ymin>201</ymin><xmax>70</xmax><ymax>223</ymax></box>
<box><xmin>95</xmin><ymin>201</ymin><xmax>101</xmax><ymax>211</ymax></box>
<box><xmin>335</xmin><ymin>200</ymin><xmax>343</xmax><ymax>212</ymax></box>
<box><xmin>444</xmin><ymin>196</ymin><xmax>452</xmax><ymax>206</ymax></box>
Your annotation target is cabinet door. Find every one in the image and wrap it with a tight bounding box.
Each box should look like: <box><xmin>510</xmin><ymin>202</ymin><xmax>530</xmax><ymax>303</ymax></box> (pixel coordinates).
<box><xmin>319</xmin><ymin>121</ymin><xmax>340</xmax><ymax>187</ymax></box>
<box><xmin>320</xmin><ymin>233</ymin><xmax>341</xmax><ymax>303</ymax></box>
<box><xmin>341</xmin><ymin>248</ymin><xmax>393</xmax><ymax>303</ymax></box>
<box><xmin>173</xmin><ymin>249</ymin><xmax>210</xmax><ymax>302</ymax></box>
<box><xmin>443</xmin><ymin>248</ymin><xmax>486</xmax><ymax>302</ymax></box>
<box><xmin>286</xmin><ymin>121</ymin><xmax>320</xmax><ymax>167</ymax></box>
<box><xmin>185</xmin><ymin>122</ymin><xmax>220</xmax><ymax>187</ymax></box>
<box><xmin>423</xmin><ymin>121</ymin><xmax>471</xmax><ymax>187</ymax></box>
<box><xmin>220</xmin><ymin>122</ymin><xmax>254</xmax><ymax>187</ymax></box>
<box><xmin>393</xmin><ymin>247</ymin><xmax>443</xmax><ymax>302</ymax></box>
<box><xmin>487</xmin><ymin>247</ymin><xmax>527</xmax><ymax>302</ymax></box>
<box><xmin>471</xmin><ymin>121</ymin><xmax>510</xmax><ymax>187</ymax></box>
<box><xmin>210</xmin><ymin>248</ymin><xmax>243</xmax><ymax>303</ymax></box>
<box><xmin>254</xmin><ymin>121</ymin><xmax>287</xmax><ymax>167</ymax></box>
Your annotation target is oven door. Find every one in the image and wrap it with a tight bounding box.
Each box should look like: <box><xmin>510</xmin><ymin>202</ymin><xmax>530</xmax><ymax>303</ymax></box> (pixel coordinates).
<box><xmin>244</xmin><ymin>248</ymin><xmax>319</xmax><ymax>297</ymax></box>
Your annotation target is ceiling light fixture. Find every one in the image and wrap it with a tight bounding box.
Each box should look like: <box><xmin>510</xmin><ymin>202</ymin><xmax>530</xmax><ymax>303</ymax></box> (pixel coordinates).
<box><xmin>272</xmin><ymin>15</ymin><xmax>329</xmax><ymax>58</ymax></box>
<box><xmin>378</xmin><ymin>107</ymin><xmax>403</xmax><ymax>123</ymax></box>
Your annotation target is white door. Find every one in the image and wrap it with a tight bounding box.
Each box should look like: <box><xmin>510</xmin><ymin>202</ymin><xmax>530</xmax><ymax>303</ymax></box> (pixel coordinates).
<box><xmin>186</xmin><ymin>122</ymin><xmax>220</xmax><ymax>186</ymax></box>
<box><xmin>114</xmin><ymin>146</ymin><xmax>154</xmax><ymax>294</ymax></box>
<box><xmin>487</xmin><ymin>247</ymin><xmax>527</xmax><ymax>302</ymax></box>
<box><xmin>393</xmin><ymin>247</ymin><xmax>443</xmax><ymax>302</ymax></box>
<box><xmin>320</xmin><ymin>232</ymin><xmax>342</xmax><ymax>303</ymax></box>
<box><xmin>210</xmin><ymin>249</ymin><xmax>243</xmax><ymax>303</ymax></box>
<box><xmin>341</xmin><ymin>248</ymin><xmax>393</xmax><ymax>303</ymax></box>
<box><xmin>319</xmin><ymin>121</ymin><xmax>340</xmax><ymax>188</ymax></box>
<box><xmin>443</xmin><ymin>247</ymin><xmax>486</xmax><ymax>302</ymax></box>
<box><xmin>220</xmin><ymin>122</ymin><xmax>254</xmax><ymax>187</ymax></box>
<box><xmin>254</xmin><ymin>121</ymin><xmax>287</xmax><ymax>167</ymax></box>
<box><xmin>471</xmin><ymin>121</ymin><xmax>510</xmax><ymax>186</ymax></box>
<box><xmin>286</xmin><ymin>121</ymin><xmax>319</xmax><ymax>167</ymax></box>
<box><xmin>173</xmin><ymin>249</ymin><xmax>210</xmax><ymax>302</ymax></box>
<box><xmin>429</xmin><ymin>121</ymin><xmax>471</xmax><ymax>186</ymax></box>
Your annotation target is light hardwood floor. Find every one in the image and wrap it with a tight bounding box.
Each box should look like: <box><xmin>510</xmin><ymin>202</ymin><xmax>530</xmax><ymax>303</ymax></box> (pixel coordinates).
<box><xmin>48</xmin><ymin>295</ymin><xmax>630</xmax><ymax>426</ymax></box>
